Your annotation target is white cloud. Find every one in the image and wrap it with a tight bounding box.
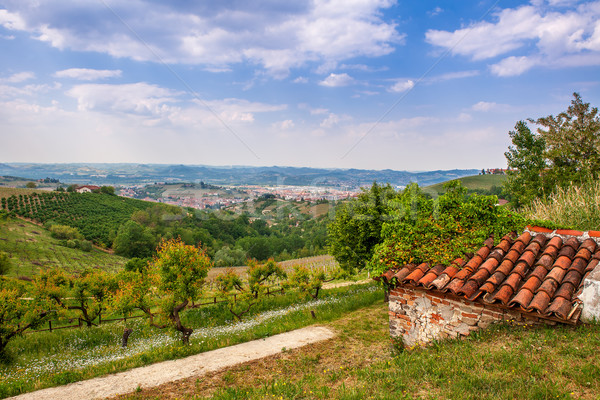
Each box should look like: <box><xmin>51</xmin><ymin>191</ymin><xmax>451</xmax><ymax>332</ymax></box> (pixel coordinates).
<box><xmin>310</xmin><ymin>108</ymin><xmax>329</xmax><ymax>115</ymax></box>
<box><xmin>54</xmin><ymin>68</ymin><xmax>122</xmax><ymax>81</ymax></box>
<box><xmin>319</xmin><ymin>73</ymin><xmax>355</xmax><ymax>87</ymax></box>
<box><xmin>428</xmin><ymin>6</ymin><xmax>443</xmax><ymax>17</ymax></box>
<box><xmin>320</xmin><ymin>113</ymin><xmax>351</xmax><ymax>128</ymax></box>
<box><xmin>425</xmin><ymin>1</ymin><xmax>600</xmax><ymax>76</ymax></box>
<box><xmin>389</xmin><ymin>79</ymin><xmax>414</xmax><ymax>92</ymax></box>
<box><xmin>471</xmin><ymin>101</ymin><xmax>513</xmax><ymax>112</ymax></box>
<box><xmin>457</xmin><ymin>112</ymin><xmax>473</xmax><ymax>122</ymax></box>
<box><xmin>0</xmin><ymin>0</ymin><xmax>402</xmax><ymax>78</ymax></box>
<box><xmin>0</xmin><ymin>71</ymin><xmax>35</xmax><ymax>83</ymax></box>
<box><xmin>273</xmin><ymin>119</ymin><xmax>295</xmax><ymax>130</ymax></box>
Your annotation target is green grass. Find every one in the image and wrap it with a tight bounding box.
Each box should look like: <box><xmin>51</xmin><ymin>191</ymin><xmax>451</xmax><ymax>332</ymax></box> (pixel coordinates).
<box><xmin>425</xmin><ymin>175</ymin><xmax>506</xmax><ymax>196</ymax></box>
<box><xmin>0</xmin><ymin>218</ymin><xmax>127</xmax><ymax>278</ymax></box>
<box><xmin>0</xmin><ymin>283</ymin><xmax>382</xmax><ymax>398</ymax></box>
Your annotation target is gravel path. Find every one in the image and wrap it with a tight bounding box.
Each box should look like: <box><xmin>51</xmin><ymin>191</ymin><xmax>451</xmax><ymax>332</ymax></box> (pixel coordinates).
<box><xmin>8</xmin><ymin>326</ymin><xmax>335</xmax><ymax>400</ymax></box>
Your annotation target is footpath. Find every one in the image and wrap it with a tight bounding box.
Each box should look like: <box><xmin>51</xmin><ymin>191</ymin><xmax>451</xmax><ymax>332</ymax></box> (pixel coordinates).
<box><xmin>8</xmin><ymin>326</ymin><xmax>335</xmax><ymax>400</ymax></box>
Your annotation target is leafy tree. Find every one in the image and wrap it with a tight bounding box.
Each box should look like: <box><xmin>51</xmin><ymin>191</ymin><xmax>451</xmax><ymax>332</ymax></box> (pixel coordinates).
<box><xmin>215</xmin><ymin>269</ymin><xmax>257</xmax><ymax>321</ymax></box>
<box><xmin>49</xmin><ymin>224</ymin><xmax>83</xmax><ymax>240</ymax></box>
<box><xmin>247</xmin><ymin>258</ymin><xmax>286</xmax><ymax>298</ymax></box>
<box><xmin>25</xmin><ymin>182</ymin><xmax>36</xmax><ymax>188</ymax></box>
<box><xmin>113</xmin><ymin>220</ymin><xmax>156</xmax><ymax>258</ymax></box>
<box><xmin>100</xmin><ymin>186</ymin><xmax>115</xmax><ymax>195</ymax></box>
<box><xmin>285</xmin><ymin>265</ymin><xmax>339</xmax><ymax>300</ymax></box>
<box><xmin>0</xmin><ymin>277</ymin><xmax>54</xmax><ymax>354</ymax></box>
<box><xmin>504</xmin><ymin>121</ymin><xmax>548</xmax><ymax>207</ymax></box>
<box><xmin>0</xmin><ymin>251</ymin><xmax>12</xmax><ymax>275</ymax></box>
<box><xmin>213</xmin><ymin>246</ymin><xmax>247</xmax><ymax>267</ymax></box>
<box><xmin>534</xmin><ymin>92</ymin><xmax>600</xmax><ymax>186</ymax></box>
<box><xmin>327</xmin><ymin>182</ymin><xmax>396</xmax><ymax>273</ymax></box>
<box><xmin>124</xmin><ymin>257</ymin><xmax>151</xmax><ymax>273</ymax></box>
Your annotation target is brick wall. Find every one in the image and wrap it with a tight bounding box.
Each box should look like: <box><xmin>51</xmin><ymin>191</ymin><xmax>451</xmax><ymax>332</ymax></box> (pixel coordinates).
<box><xmin>388</xmin><ymin>286</ymin><xmax>550</xmax><ymax>348</ymax></box>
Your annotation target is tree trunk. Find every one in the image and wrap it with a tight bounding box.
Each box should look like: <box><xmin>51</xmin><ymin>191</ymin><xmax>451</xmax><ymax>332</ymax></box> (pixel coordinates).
<box><xmin>122</xmin><ymin>328</ymin><xmax>133</xmax><ymax>347</ymax></box>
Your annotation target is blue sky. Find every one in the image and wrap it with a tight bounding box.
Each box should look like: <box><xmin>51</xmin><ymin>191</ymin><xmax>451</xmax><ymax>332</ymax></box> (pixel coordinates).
<box><xmin>1</xmin><ymin>0</ymin><xmax>599</xmax><ymax>171</ymax></box>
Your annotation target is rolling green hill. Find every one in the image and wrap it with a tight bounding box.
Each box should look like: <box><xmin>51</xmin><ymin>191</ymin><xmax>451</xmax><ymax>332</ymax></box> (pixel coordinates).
<box><xmin>424</xmin><ymin>174</ymin><xmax>507</xmax><ymax>196</ymax></box>
<box><xmin>0</xmin><ymin>217</ymin><xmax>127</xmax><ymax>278</ymax></box>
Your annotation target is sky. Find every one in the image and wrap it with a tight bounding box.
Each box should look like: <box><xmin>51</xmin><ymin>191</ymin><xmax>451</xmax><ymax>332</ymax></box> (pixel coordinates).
<box><xmin>0</xmin><ymin>0</ymin><xmax>599</xmax><ymax>171</ymax></box>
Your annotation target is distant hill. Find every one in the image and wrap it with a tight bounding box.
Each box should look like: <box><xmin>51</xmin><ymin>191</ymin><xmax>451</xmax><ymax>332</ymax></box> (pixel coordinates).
<box><xmin>0</xmin><ymin>163</ymin><xmax>480</xmax><ymax>189</ymax></box>
<box><xmin>424</xmin><ymin>174</ymin><xmax>507</xmax><ymax>196</ymax></box>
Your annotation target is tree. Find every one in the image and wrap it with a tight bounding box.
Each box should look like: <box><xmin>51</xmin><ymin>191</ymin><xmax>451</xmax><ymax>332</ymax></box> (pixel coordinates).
<box><xmin>215</xmin><ymin>269</ymin><xmax>257</xmax><ymax>321</ymax></box>
<box><xmin>285</xmin><ymin>265</ymin><xmax>339</xmax><ymax>300</ymax></box>
<box><xmin>327</xmin><ymin>182</ymin><xmax>396</xmax><ymax>273</ymax></box>
<box><xmin>100</xmin><ymin>186</ymin><xmax>115</xmax><ymax>195</ymax></box>
<box><xmin>504</xmin><ymin>121</ymin><xmax>548</xmax><ymax>207</ymax></box>
<box><xmin>533</xmin><ymin>92</ymin><xmax>600</xmax><ymax>187</ymax></box>
<box><xmin>0</xmin><ymin>277</ymin><xmax>54</xmax><ymax>354</ymax></box>
<box><xmin>25</xmin><ymin>182</ymin><xmax>36</xmax><ymax>188</ymax></box>
<box><xmin>0</xmin><ymin>251</ymin><xmax>12</xmax><ymax>275</ymax></box>
<box><xmin>247</xmin><ymin>258</ymin><xmax>286</xmax><ymax>298</ymax></box>
<box><xmin>112</xmin><ymin>220</ymin><xmax>156</xmax><ymax>258</ymax></box>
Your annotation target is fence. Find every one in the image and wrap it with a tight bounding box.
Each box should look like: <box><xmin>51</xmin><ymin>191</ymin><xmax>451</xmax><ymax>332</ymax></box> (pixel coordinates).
<box><xmin>27</xmin><ymin>286</ymin><xmax>285</xmax><ymax>334</ymax></box>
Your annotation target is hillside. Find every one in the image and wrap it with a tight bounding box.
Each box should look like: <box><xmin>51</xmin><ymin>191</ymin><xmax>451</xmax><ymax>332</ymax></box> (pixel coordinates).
<box><xmin>425</xmin><ymin>174</ymin><xmax>506</xmax><ymax>196</ymax></box>
<box><xmin>0</xmin><ymin>188</ymin><xmax>169</xmax><ymax>246</ymax></box>
<box><xmin>0</xmin><ymin>218</ymin><xmax>127</xmax><ymax>278</ymax></box>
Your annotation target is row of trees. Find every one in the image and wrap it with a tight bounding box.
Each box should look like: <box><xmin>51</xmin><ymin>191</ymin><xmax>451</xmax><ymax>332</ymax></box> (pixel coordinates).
<box><xmin>0</xmin><ymin>238</ymin><xmax>339</xmax><ymax>353</ymax></box>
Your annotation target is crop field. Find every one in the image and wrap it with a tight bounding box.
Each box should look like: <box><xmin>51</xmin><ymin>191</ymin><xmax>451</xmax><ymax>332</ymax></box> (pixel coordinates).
<box><xmin>0</xmin><ymin>219</ymin><xmax>127</xmax><ymax>277</ymax></box>
<box><xmin>425</xmin><ymin>174</ymin><xmax>506</xmax><ymax>195</ymax></box>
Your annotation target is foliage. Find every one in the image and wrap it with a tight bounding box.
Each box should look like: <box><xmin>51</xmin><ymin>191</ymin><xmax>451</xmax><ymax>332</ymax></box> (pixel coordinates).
<box><xmin>247</xmin><ymin>258</ymin><xmax>287</xmax><ymax>298</ymax></box>
<box><xmin>327</xmin><ymin>182</ymin><xmax>397</xmax><ymax>273</ymax></box>
<box><xmin>522</xmin><ymin>180</ymin><xmax>600</xmax><ymax>231</ymax></box>
<box><xmin>285</xmin><ymin>265</ymin><xmax>336</xmax><ymax>300</ymax></box>
<box><xmin>0</xmin><ymin>251</ymin><xmax>12</xmax><ymax>275</ymax></box>
<box><xmin>123</xmin><ymin>257</ymin><xmax>151</xmax><ymax>273</ymax></box>
<box><xmin>504</xmin><ymin>121</ymin><xmax>548</xmax><ymax>207</ymax></box>
<box><xmin>151</xmin><ymin>238</ymin><xmax>212</xmax><ymax>343</ymax></box>
<box><xmin>505</xmin><ymin>93</ymin><xmax>600</xmax><ymax>207</ymax></box>
<box><xmin>215</xmin><ymin>269</ymin><xmax>258</xmax><ymax>321</ymax></box>
<box><xmin>112</xmin><ymin>220</ymin><xmax>156</xmax><ymax>258</ymax></box>
<box><xmin>213</xmin><ymin>246</ymin><xmax>247</xmax><ymax>267</ymax></box>
<box><xmin>0</xmin><ymin>276</ymin><xmax>53</xmax><ymax>354</ymax></box>
<box><xmin>49</xmin><ymin>224</ymin><xmax>82</xmax><ymax>240</ymax></box>
<box><xmin>25</xmin><ymin>182</ymin><xmax>36</xmax><ymax>189</ymax></box>
<box><xmin>370</xmin><ymin>181</ymin><xmax>526</xmax><ymax>275</ymax></box>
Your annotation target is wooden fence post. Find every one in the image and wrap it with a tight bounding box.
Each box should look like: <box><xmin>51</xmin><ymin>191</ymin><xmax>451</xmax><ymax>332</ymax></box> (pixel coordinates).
<box><xmin>48</xmin><ymin>320</ymin><xmax>52</xmax><ymax>332</ymax></box>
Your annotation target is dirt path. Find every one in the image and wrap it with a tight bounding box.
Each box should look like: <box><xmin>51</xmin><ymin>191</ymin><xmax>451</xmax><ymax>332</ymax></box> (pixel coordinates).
<box><xmin>8</xmin><ymin>326</ymin><xmax>335</xmax><ymax>400</ymax></box>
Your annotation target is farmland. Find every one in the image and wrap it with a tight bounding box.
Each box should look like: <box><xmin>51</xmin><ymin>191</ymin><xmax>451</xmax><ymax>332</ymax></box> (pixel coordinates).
<box><xmin>424</xmin><ymin>174</ymin><xmax>506</xmax><ymax>196</ymax></box>
<box><xmin>0</xmin><ymin>218</ymin><xmax>127</xmax><ymax>278</ymax></box>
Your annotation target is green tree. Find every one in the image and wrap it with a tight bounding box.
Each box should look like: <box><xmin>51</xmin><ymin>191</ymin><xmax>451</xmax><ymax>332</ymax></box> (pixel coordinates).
<box><xmin>327</xmin><ymin>182</ymin><xmax>396</xmax><ymax>273</ymax></box>
<box><xmin>25</xmin><ymin>182</ymin><xmax>36</xmax><ymax>188</ymax></box>
<box><xmin>504</xmin><ymin>121</ymin><xmax>548</xmax><ymax>207</ymax></box>
<box><xmin>215</xmin><ymin>269</ymin><xmax>257</xmax><ymax>321</ymax></box>
<box><xmin>247</xmin><ymin>258</ymin><xmax>286</xmax><ymax>298</ymax></box>
<box><xmin>100</xmin><ymin>186</ymin><xmax>115</xmax><ymax>195</ymax></box>
<box><xmin>0</xmin><ymin>277</ymin><xmax>54</xmax><ymax>354</ymax></box>
<box><xmin>533</xmin><ymin>92</ymin><xmax>600</xmax><ymax>187</ymax></box>
<box><xmin>112</xmin><ymin>220</ymin><xmax>156</xmax><ymax>258</ymax></box>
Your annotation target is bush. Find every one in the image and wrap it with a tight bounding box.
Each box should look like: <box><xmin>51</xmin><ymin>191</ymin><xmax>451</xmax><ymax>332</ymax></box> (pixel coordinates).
<box><xmin>79</xmin><ymin>240</ymin><xmax>93</xmax><ymax>252</ymax></box>
<box><xmin>0</xmin><ymin>252</ymin><xmax>12</xmax><ymax>275</ymax></box>
<box><xmin>50</xmin><ymin>225</ymin><xmax>82</xmax><ymax>240</ymax></box>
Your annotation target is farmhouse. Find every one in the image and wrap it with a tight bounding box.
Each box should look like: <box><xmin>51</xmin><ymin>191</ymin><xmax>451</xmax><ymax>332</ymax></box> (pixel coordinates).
<box><xmin>378</xmin><ymin>227</ymin><xmax>600</xmax><ymax>348</ymax></box>
<box><xmin>75</xmin><ymin>185</ymin><xmax>101</xmax><ymax>193</ymax></box>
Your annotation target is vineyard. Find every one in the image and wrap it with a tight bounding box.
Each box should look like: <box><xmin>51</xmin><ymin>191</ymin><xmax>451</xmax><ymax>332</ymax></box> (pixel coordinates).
<box><xmin>0</xmin><ymin>189</ymin><xmax>158</xmax><ymax>246</ymax></box>
<box><xmin>0</xmin><ymin>219</ymin><xmax>127</xmax><ymax>277</ymax></box>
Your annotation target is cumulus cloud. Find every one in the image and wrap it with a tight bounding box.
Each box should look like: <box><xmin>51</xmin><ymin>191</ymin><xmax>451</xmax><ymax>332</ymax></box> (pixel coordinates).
<box><xmin>319</xmin><ymin>73</ymin><xmax>355</xmax><ymax>87</ymax></box>
<box><xmin>471</xmin><ymin>101</ymin><xmax>513</xmax><ymax>112</ymax></box>
<box><xmin>0</xmin><ymin>0</ymin><xmax>403</xmax><ymax>78</ymax></box>
<box><xmin>389</xmin><ymin>79</ymin><xmax>414</xmax><ymax>92</ymax></box>
<box><xmin>273</xmin><ymin>119</ymin><xmax>295</xmax><ymax>130</ymax></box>
<box><xmin>54</xmin><ymin>68</ymin><xmax>122</xmax><ymax>81</ymax></box>
<box><xmin>425</xmin><ymin>1</ymin><xmax>600</xmax><ymax>76</ymax></box>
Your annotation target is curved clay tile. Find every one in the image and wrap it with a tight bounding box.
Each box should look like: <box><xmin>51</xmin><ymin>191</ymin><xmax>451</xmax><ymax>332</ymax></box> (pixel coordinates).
<box><xmin>457</xmin><ymin>279</ymin><xmax>480</xmax><ymax>298</ymax></box>
<box><xmin>554</xmin><ymin>281</ymin><xmax>576</xmax><ymax>300</ymax></box>
<box><xmin>418</xmin><ymin>264</ymin><xmax>445</xmax><ymax>287</ymax></box>
<box><xmin>558</xmin><ymin>245</ymin><xmax>577</xmax><ymax>259</ymax></box>
<box><xmin>532</xmin><ymin>233</ymin><xmax>548</xmax><ymax>246</ymax></box>
<box><xmin>586</xmin><ymin>259</ymin><xmax>599</xmax><ymax>273</ymax></box>
<box><xmin>454</xmin><ymin>268</ymin><xmax>474</xmax><ymax>281</ymax></box>
<box><xmin>512</xmin><ymin>261</ymin><xmax>531</xmax><ymax>278</ymax></box>
<box><xmin>503</xmin><ymin>272</ymin><xmax>522</xmax><ymax>292</ymax></box>
<box><xmin>496</xmin><ymin>259</ymin><xmax>516</xmax><ymax>276</ymax></box>
<box><xmin>480</xmin><ymin>257</ymin><xmax>500</xmax><ymax>273</ymax></box>
<box><xmin>463</xmin><ymin>254</ymin><xmax>485</xmax><ymax>272</ymax></box>
<box><xmin>516</xmin><ymin>231</ymin><xmax>532</xmax><ymax>245</ymax></box>
<box><xmin>496</xmin><ymin>237</ymin><xmax>513</xmax><ymax>253</ymax></box>
<box><xmin>528</xmin><ymin>291</ymin><xmax>551</xmax><ymax>313</ymax></box>
<box><xmin>545</xmin><ymin>297</ymin><xmax>572</xmax><ymax>319</ymax></box>
<box><xmin>393</xmin><ymin>266</ymin><xmax>413</xmax><ymax>282</ymax></box>
<box><xmin>521</xmin><ymin>275</ymin><xmax>542</xmax><ymax>292</ymax></box>
<box><xmin>445</xmin><ymin>278</ymin><xmax>466</xmax><ymax>295</ymax></box>
<box><xmin>545</xmin><ymin>266</ymin><xmax>568</xmax><ymax>283</ymax></box>
<box><xmin>517</xmin><ymin>250</ymin><xmax>537</xmax><ymax>268</ymax></box>
<box><xmin>484</xmin><ymin>271</ymin><xmax>507</xmax><ymax>289</ymax></box>
<box><xmin>451</xmin><ymin>258</ymin><xmax>467</xmax><ymax>268</ymax></box>
<box><xmin>503</xmin><ymin>249</ymin><xmax>521</xmax><ymax>264</ymax></box>
<box><xmin>574</xmin><ymin>247</ymin><xmax>593</xmax><ymax>262</ymax></box>
<box><xmin>382</xmin><ymin>270</ymin><xmax>395</xmax><ymax>282</ymax></box>
<box><xmin>552</xmin><ymin>256</ymin><xmax>572</xmax><ymax>270</ymax></box>
<box><xmin>403</xmin><ymin>263</ymin><xmax>430</xmax><ymax>285</ymax></box>
<box><xmin>428</xmin><ymin>274</ymin><xmax>451</xmax><ymax>290</ymax></box>
<box><xmin>509</xmin><ymin>288</ymin><xmax>534</xmax><ymax>308</ymax></box>
<box><xmin>536</xmin><ymin>254</ymin><xmax>555</xmax><ymax>269</ymax></box>
<box><xmin>568</xmin><ymin>258</ymin><xmax>587</xmax><ymax>275</ymax></box>
<box><xmin>546</xmin><ymin>236</ymin><xmax>563</xmax><ymax>250</ymax></box>
<box><xmin>488</xmin><ymin>248</ymin><xmax>506</xmax><ymax>262</ymax></box>
<box><xmin>529</xmin><ymin>265</ymin><xmax>549</xmax><ymax>281</ymax></box>
<box><xmin>580</xmin><ymin>238</ymin><xmax>597</xmax><ymax>253</ymax></box>
<box><xmin>562</xmin><ymin>270</ymin><xmax>582</xmax><ymax>286</ymax></box>
<box><xmin>491</xmin><ymin>284</ymin><xmax>515</xmax><ymax>305</ymax></box>
<box><xmin>537</xmin><ymin>278</ymin><xmax>559</xmax><ymax>297</ymax></box>
<box><xmin>469</xmin><ymin>268</ymin><xmax>491</xmax><ymax>286</ymax></box>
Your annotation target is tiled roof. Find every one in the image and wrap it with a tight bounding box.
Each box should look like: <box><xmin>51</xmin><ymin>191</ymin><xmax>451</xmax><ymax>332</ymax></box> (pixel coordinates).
<box><xmin>378</xmin><ymin>231</ymin><xmax>600</xmax><ymax>323</ymax></box>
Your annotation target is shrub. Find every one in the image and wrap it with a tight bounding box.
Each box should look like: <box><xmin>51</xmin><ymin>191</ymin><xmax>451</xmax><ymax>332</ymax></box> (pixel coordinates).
<box><xmin>50</xmin><ymin>224</ymin><xmax>82</xmax><ymax>241</ymax></box>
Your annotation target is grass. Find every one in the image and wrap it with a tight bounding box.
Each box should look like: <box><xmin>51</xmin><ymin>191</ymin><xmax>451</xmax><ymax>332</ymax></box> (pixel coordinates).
<box><xmin>522</xmin><ymin>181</ymin><xmax>600</xmax><ymax>231</ymax></box>
<box><xmin>425</xmin><ymin>175</ymin><xmax>506</xmax><ymax>196</ymax></box>
<box><xmin>0</xmin><ymin>218</ymin><xmax>127</xmax><ymax>278</ymax></box>
<box><xmin>118</xmin><ymin>302</ymin><xmax>600</xmax><ymax>400</ymax></box>
<box><xmin>0</xmin><ymin>283</ymin><xmax>382</xmax><ymax>398</ymax></box>
<box><xmin>0</xmin><ymin>187</ymin><xmax>48</xmax><ymax>199</ymax></box>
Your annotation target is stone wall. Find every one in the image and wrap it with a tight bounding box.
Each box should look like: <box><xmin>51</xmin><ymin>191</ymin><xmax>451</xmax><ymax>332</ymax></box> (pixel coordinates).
<box><xmin>388</xmin><ymin>286</ymin><xmax>549</xmax><ymax>348</ymax></box>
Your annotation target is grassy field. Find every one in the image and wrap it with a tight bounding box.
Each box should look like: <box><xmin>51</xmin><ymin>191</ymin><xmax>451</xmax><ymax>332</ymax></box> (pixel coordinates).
<box><xmin>0</xmin><ymin>283</ymin><xmax>382</xmax><ymax>398</ymax></box>
<box><xmin>119</xmin><ymin>302</ymin><xmax>600</xmax><ymax>400</ymax></box>
<box><xmin>425</xmin><ymin>174</ymin><xmax>506</xmax><ymax>196</ymax></box>
<box><xmin>0</xmin><ymin>218</ymin><xmax>127</xmax><ymax>278</ymax></box>
<box><xmin>0</xmin><ymin>187</ymin><xmax>49</xmax><ymax>199</ymax></box>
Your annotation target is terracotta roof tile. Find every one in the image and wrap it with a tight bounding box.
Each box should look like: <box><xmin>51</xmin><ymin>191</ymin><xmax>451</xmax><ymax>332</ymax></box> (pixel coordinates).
<box><xmin>380</xmin><ymin>230</ymin><xmax>600</xmax><ymax>324</ymax></box>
